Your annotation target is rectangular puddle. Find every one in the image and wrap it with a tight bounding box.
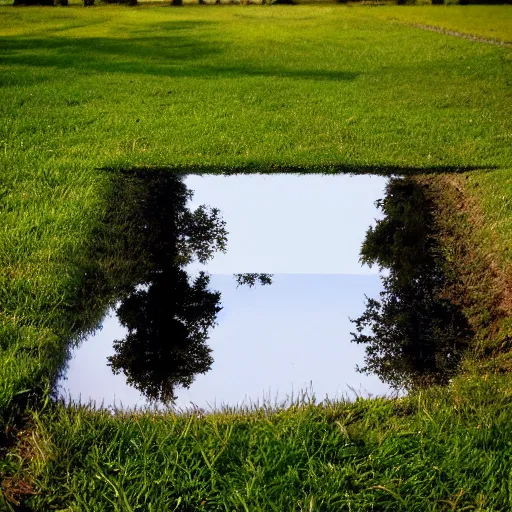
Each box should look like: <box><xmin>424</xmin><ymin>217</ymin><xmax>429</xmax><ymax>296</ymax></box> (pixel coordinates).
<box><xmin>56</xmin><ymin>174</ymin><xmax>392</xmax><ymax>412</ymax></box>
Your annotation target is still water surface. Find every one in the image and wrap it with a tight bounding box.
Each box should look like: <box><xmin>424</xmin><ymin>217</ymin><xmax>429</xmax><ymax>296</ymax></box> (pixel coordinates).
<box><xmin>56</xmin><ymin>174</ymin><xmax>391</xmax><ymax>412</ymax></box>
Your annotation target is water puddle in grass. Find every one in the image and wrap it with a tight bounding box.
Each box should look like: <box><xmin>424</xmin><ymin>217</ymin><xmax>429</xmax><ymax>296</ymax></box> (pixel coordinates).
<box><xmin>56</xmin><ymin>173</ymin><xmax>396</xmax><ymax>412</ymax></box>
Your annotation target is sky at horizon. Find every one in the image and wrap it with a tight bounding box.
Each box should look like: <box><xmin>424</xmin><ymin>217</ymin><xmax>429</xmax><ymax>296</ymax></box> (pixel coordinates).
<box><xmin>56</xmin><ymin>174</ymin><xmax>392</xmax><ymax>412</ymax></box>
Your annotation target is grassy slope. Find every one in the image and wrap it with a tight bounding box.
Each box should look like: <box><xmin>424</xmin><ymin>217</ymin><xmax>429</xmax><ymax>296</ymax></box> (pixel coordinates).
<box><xmin>3</xmin><ymin>374</ymin><xmax>512</xmax><ymax>511</ymax></box>
<box><xmin>412</xmin><ymin>171</ymin><xmax>512</xmax><ymax>373</ymax></box>
<box><xmin>466</xmin><ymin>170</ymin><xmax>512</xmax><ymax>272</ymax></box>
<box><xmin>445</xmin><ymin>169</ymin><xmax>512</xmax><ymax>366</ymax></box>
<box><xmin>0</xmin><ymin>5</ymin><xmax>512</xmax><ymax>508</ymax></box>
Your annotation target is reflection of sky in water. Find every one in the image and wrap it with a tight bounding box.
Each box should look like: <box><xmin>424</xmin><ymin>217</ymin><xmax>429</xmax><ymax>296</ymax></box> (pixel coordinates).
<box><xmin>184</xmin><ymin>174</ymin><xmax>386</xmax><ymax>275</ymax></box>
<box><xmin>57</xmin><ymin>174</ymin><xmax>391</xmax><ymax>412</ymax></box>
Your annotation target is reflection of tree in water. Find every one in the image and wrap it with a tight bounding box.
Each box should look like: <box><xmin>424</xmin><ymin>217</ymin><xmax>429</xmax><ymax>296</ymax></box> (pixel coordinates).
<box><xmin>100</xmin><ymin>170</ymin><xmax>271</xmax><ymax>403</ymax></box>
<box><xmin>109</xmin><ymin>269</ymin><xmax>221</xmax><ymax>404</ymax></box>
<box><xmin>234</xmin><ymin>273</ymin><xmax>273</xmax><ymax>288</ymax></box>
<box><xmin>351</xmin><ymin>177</ymin><xmax>473</xmax><ymax>391</ymax></box>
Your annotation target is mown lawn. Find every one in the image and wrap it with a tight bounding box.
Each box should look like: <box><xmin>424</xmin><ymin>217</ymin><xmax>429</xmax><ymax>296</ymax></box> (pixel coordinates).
<box><xmin>1</xmin><ymin>5</ymin><xmax>511</xmax><ymax>173</ymax></box>
<box><xmin>0</xmin><ymin>5</ymin><xmax>511</xmax><ymax>508</ymax></box>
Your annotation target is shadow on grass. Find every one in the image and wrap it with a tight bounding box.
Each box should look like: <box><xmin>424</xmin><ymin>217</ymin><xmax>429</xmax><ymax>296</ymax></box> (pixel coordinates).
<box><xmin>100</xmin><ymin>163</ymin><xmax>499</xmax><ymax>177</ymax></box>
<box><xmin>0</xmin><ymin>21</ymin><xmax>358</xmax><ymax>85</ymax></box>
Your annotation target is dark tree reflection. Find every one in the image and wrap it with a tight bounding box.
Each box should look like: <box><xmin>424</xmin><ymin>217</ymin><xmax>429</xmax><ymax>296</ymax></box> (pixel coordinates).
<box><xmin>80</xmin><ymin>169</ymin><xmax>276</xmax><ymax>403</ymax></box>
<box><xmin>95</xmin><ymin>169</ymin><xmax>269</xmax><ymax>403</ymax></box>
<box><xmin>350</xmin><ymin>177</ymin><xmax>473</xmax><ymax>391</ymax></box>
<box><xmin>108</xmin><ymin>269</ymin><xmax>221</xmax><ymax>403</ymax></box>
<box><xmin>234</xmin><ymin>273</ymin><xmax>273</xmax><ymax>288</ymax></box>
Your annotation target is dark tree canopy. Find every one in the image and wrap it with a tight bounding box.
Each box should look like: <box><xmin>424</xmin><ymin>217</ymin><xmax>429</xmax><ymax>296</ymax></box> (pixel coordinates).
<box><xmin>175</xmin><ymin>204</ymin><xmax>228</xmax><ymax>266</ymax></box>
<box><xmin>351</xmin><ymin>178</ymin><xmax>473</xmax><ymax>390</ymax></box>
<box><xmin>98</xmin><ymin>170</ymin><xmax>228</xmax><ymax>289</ymax></box>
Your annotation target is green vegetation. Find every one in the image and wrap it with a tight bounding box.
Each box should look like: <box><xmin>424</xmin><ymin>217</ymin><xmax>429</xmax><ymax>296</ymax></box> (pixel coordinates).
<box><xmin>1</xmin><ymin>6</ymin><xmax>511</xmax><ymax>171</ymax></box>
<box><xmin>2</xmin><ymin>374</ymin><xmax>512</xmax><ymax>510</ymax></box>
<box><xmin>1</xmin><ymin>4</ymin><xmax>512</xmax><ymax>509</ymax></box>
<box><xmin>466</xmin><ymin>169</ymin><xmax>512</xmax><ymax>272</ymax></box>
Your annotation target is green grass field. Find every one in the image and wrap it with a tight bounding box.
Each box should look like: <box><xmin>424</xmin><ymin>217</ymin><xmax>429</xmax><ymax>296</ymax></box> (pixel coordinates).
<box><xmin>1</xmin><ymin>4</ymin><xmax>512</xmax><ymax>509</ymax></box>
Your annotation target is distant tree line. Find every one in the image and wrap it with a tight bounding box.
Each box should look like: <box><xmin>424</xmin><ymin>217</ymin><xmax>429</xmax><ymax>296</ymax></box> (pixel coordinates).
<box><xmin>13</xmin><ymin>0</ymin><xmax>509</xmax><ymax>8</ymax></box>
<box><xmin>12</xmin><ymin>0</ymin><xmax>293</xmax><ymax>6</ymax></box>
<box><xmin>350</xmin><ymin>177</ymin><xmax>473</xmax><ymax>391</ymax></box>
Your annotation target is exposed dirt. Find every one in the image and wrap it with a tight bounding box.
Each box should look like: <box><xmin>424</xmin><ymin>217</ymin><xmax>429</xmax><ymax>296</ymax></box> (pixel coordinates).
<box><xmin>1</xmin><ymin>424</ymin><xmax>40</xmax><ymax>508</ymax></box>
